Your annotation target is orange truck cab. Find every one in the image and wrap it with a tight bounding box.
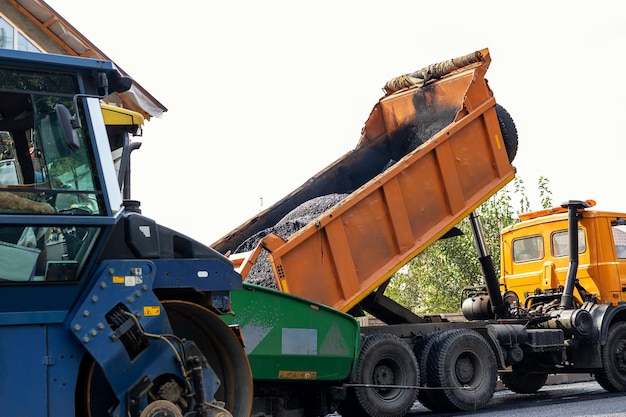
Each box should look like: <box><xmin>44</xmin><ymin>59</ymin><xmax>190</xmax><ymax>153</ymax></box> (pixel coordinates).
<box><xmin>501</xmin><ymin>200</ymin><xmax>626</xmax><ymax>308</ymax></box>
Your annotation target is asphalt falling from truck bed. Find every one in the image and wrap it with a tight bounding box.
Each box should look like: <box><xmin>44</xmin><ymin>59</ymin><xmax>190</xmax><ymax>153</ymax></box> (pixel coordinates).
<box><xmin>235</xmin><ymin>193</ymin><xmax>348</xmax><ymax>288</ymax></box>
<box><xmin>232</xmin><ymin>100</ymin><xmax>459</xmax><ymax>288</ymax></box>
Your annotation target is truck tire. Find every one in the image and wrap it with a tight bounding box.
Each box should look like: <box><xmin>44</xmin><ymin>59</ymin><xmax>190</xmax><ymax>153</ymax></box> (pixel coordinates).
<box><xmin>343</xmin><ymin>333</ymin><xmax>419</xmax><ymax>417</ymax></box>
<box><xmin>426</xmin><ymin>329</ymin><xmax>497</xmax><ymax>412</ymax></box>
<box><xmin>413</xmin><ymin>331</ymin><xmax>444</xmax><ymax>411</ymax></box>
<box><xmin>495</xmin><ymin>104</ymin><xmax>518</xmax><ymax>163</ymax></box>
<box><xmin>499</xmin><ymin>368</ymin><xmax>548</xmax><ymax>394</ymax></box>
<box><xmin>595</xmin><ymin>321</ymin><xmax>626</xmax><ymax>392</ymax></box>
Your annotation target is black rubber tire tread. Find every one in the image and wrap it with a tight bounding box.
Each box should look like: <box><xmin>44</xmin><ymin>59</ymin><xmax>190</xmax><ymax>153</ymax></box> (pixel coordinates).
<box><xmin>338</xmin><ymin>334</ymin><xmax>369</xmax><ymax>417</ymax></box>
<box><xmin>499</xmin><ymin>368</ymin><xmax>548</xmax><ymax>394</ymax></box>
<box><xmin>595</xmin><ymin>321</ymin><xmax>626</xmax><ymax>392</ymax></box>
<box><xmin>426</xmin><ymin>329</ymin><xmax>497</xmax><ymax>412</ymax></box>
<box><xmin>350</xmin><ymin>333</ymin><xmax>419</xmax><ymax>417</ymax></box>
<box><xmin>413</xmin><ymin>331</ymin><xmax>444</xmax><ymax>411</ymax></box>
<box><xmin>495</xmin><ymin>104</ymin><xmax>518</xmax><ymax>163</ymax></box>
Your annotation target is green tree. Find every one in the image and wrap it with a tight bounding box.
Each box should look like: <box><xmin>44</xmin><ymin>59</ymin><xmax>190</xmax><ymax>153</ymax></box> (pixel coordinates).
<box><xmin>385</xmin><ymin>176</ymin><xmax>552</xmax><ymax>314</ymax></box>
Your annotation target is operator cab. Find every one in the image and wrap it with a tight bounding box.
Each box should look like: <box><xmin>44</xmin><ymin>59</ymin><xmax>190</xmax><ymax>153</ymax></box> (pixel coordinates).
<box><xmin>0</xmin><ymin>49</ymin><xmax>130</xmax><ymax>284</ymax></box>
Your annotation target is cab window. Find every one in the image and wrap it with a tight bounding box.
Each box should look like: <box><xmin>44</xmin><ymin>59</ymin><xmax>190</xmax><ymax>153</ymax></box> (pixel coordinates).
<box><xmin>512</xmin><ymin>235</ymin><xmax>544</xmax><ymax>262</ymax></box>
<box><xmin>0</xmin><ymin>93</ymin><xmax>104</xmax><ymax>215</ymax></box>
<box><xmin>551</xmin><ymin>228</ymin><xmax>586</xmax><ymax>257</ymax></box>
<box><xmin>0</xmin><ymin>225</ymin><xmax>99</xmax><ymax>282</ymax></box>
<box><xmin>0</xmin><ymin>67</ymin><xmax>105</xmax><ymax>284</ymax></box>
<box><xmin>612</xmin><ymin>224</ymin><xmax>626</xmax><ymax>259</ymax></box>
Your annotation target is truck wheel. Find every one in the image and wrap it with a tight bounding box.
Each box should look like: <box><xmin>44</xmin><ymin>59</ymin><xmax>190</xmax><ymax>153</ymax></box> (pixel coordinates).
<box><xmin>499</xmin><ymin>369</ymin><xmax>548</xmax><ymax>393</ymax></box>
<box><xmin>413</xmin><ymin>331</ymin><xmax>444</xmax><ymax>411</ymax></box>
<box><xmin>426</xmin><ymin>329</ymin><xmax>497</xmax><ymax>412</ymax></box>
<box><xmin>595</xmin><ymin>321</ymin><xmax>626</xmax><ymax>392</ymax></box>
<box><xmin>495</xmin><ymin>104</ymin><xmax>518</xmax><ymax>162</ymax></box>
<box><xmin>162</xmin><ymin>300</ymin><xmax>254</xmax><ymax>417</ymax></box>
<box><xmin>347</xmin><ymin>333</ymin><xmax>419</xmax><ymax>417</ymax></box>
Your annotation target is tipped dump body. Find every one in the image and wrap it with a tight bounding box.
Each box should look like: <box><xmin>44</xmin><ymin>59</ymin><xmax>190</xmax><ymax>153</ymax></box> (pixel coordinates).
<box><xmin>213</xmin><ymin>48</ymin><xmax>516</xmax><ymax>312</ymax></box>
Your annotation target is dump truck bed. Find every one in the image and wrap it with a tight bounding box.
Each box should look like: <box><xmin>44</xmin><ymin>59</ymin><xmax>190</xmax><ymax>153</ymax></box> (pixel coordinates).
<box><xmin>213</xmin><ymin>48</ymin><xmax>516</xmax><ymax>313</ymax></box>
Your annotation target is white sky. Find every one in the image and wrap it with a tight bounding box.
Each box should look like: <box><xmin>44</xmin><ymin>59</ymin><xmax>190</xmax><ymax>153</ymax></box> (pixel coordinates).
<box><xmin>48</xmin><ymin>0</ymin><xmax>626</xmax><ymax>246</ymax></box>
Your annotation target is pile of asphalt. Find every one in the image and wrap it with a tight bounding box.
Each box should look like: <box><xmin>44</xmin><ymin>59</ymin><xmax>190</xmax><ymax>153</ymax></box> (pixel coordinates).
<box><xmin>235</xmin><ymin>193</ymin><xmax>348</xmax><ymax>288</ymax></box>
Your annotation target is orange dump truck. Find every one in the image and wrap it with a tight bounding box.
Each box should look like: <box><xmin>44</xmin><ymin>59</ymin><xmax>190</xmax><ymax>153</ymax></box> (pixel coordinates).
<box><xmin>215</xmin><ymin>49</ymin><xmax>626</xmax><ymax>417</ymax></box>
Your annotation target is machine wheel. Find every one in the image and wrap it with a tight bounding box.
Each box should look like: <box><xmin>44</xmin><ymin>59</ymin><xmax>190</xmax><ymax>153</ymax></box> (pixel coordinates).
<box><xmin>76</xmin><ymin>300</ymin><xmax>253</xmax><ymax>417</ymax></box>
<box><xmin>426</xmin><ymin>329</ymin><xmax>497</xmax><ymax>412</ymax></box>
<box><xmin>413</xmin><ymin>331</ymin><xmax>444</xmax><ymax>411</ymax></box>
<box><xmin>595</xmin><ymin>321</ymin><xmax>626</xmax><ymax>392</ymax></box>
<box><xmin>162</xmin><ymin>300</ymin><xmax>253</xmax><ymax>417</ymax></box>
<box><xmin>345</xmin><ymin>333</ymin><xmax>419</xmax><ymax>417</ymax></box>
<box><xmin>495</xmin><ymin>104</ymin><xmax>518</xmax><ymax>162</ymax></box>
<box><xmin>499</xmin><ymin>368</ymin><xmax>548</xmax><ymax>394</ymax></box>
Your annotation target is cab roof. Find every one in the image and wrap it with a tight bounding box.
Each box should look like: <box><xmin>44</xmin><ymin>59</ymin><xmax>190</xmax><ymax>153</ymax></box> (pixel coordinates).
<box><xmin>0</xmin><ymin>48</ymin><xmax>118</xmax><ymax>73</ymax></box>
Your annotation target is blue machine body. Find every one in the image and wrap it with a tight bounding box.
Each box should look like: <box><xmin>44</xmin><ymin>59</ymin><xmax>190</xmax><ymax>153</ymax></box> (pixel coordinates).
<box><xmin>0</xmin><ymin>49</ymin><xmax>246</xmax><ymax>417</ymax></box>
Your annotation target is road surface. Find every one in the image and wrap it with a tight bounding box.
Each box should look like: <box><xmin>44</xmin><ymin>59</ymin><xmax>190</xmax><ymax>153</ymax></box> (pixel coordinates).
<box><xmin>409</xmin><ymin>381</ymin><xmax>626</xmax><ymax>416</ymax></box>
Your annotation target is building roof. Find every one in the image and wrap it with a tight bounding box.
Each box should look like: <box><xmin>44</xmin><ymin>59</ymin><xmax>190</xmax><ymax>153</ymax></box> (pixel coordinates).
<box><xmin>6</xmin><ymin>0</ymin><xmax>167</xmax><ymax>120</ymax></box>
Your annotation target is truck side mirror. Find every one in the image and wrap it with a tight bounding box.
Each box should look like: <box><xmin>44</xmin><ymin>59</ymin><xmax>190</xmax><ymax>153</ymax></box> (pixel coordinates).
<box><xmin>54</xmin><ymin>103</ymin><xmax>80</xmax><ymax>150</ymax></box>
